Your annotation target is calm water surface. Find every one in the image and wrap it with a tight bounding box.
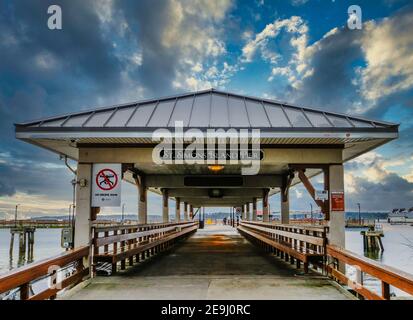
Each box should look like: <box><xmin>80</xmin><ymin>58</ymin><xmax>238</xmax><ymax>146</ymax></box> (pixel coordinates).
<box><xmin>0</xmin><ymin>228</ymin><xmax>64</xmax><ymax>274</ymax></box>
<box><xmin>346</xmin><ymin>223</ymin><xmax>413</xmax><ymax>297</ymax></box>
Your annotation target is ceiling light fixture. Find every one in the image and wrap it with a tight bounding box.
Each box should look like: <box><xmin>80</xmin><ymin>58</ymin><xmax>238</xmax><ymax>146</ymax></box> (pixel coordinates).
<box><xmin>208</xmin><ymin>165</ymin><xmax>224</xmax><ymax>172</ymax></box>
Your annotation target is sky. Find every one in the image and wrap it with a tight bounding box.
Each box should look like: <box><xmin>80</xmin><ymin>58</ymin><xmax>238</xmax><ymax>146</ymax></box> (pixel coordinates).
<box><xmin>1</xmin><ymin>0</ymin><xmax>413</xmax><ymax>219</ymax></box>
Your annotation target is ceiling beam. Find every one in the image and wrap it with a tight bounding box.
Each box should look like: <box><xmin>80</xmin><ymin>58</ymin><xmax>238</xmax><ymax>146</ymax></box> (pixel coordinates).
<box><xmin>143</xmin><ymin>174</ymin><xmax>282</xmax><ymax>188</ymax></box>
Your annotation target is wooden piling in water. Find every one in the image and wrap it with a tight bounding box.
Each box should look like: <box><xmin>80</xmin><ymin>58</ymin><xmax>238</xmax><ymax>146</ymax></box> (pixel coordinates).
<box><xmin>9</xmin><ymin>227</ymin><xmax>36</xmax><ymax>265</ymax></box>
<box><xmin>361</xmin><ymin>229</ymin><xmax>384</xmax><ymax>251</ymax></box>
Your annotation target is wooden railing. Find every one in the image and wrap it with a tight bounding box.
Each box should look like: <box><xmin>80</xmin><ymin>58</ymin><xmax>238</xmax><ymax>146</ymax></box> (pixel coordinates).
<box><xmin>0</xmin><ymin>246</ymin><xmax>89</xmax><ymax>300</ymax></box>
<box><xmin>238</xmin><ymin>220</ymin><xmax>413</xmax><ymax>300</ymax></box>
<box><xmin>238</xmin><ymin>220</ymin><xmax>327</xmax><ymax>272</ymax></box>
<box><xmin>326</xmin><ymin>244</ymin><xmax>413</xmax><ymax>300</ymax></box>
<box><xmin>93</xmin><ymin>221</ymin><xmax>198</xmax><ymax>274</ymax></box>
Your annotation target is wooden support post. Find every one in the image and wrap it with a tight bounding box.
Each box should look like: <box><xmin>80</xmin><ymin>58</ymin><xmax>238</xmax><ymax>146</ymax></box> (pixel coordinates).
<box><xmin>252</xmin><ymin>198</ymin><xmax>257</xmax><ymax>221</ymax></box>
<box><xmin>304</xmin><ymin>263</ymin><xmax>309</xmax><ymax>273</ymax></box>
<box><xmin>184</xmin><ymin>202</ymin><xmax>189</xmax><ymax>221</ymax></box>
<box><xmin>175</xmin><ymin>198</ymin><xmax>181</xmax><ymax>222</ymax></box>
<box><xmin>263</xmin><ymin>189</ymin><xmax>269</xmax><ymax>222</ymax></box>
<box><xmin>382</xmin><ymin>281</ymin><xmax>390</xmax><ymax>300</ymax></box>
<box><xmin>20</xmin><ymin>283</ymin><xmax>30</xmax><ymax>300</ymax></box>
<box><xmin>120</xmin><ymin>229</ymin><xmax>126</xmax><ymax>270</ymax></box>
<box><xmin>104</xmin><ymin>231</ymin><xmax>109</xmax><ymax>253</ymax></box>
<box><xmin>297</xmin><ymin>169</ymin><xmax>325</xmax><ymax>214</ymax></box>
<box><xmin>162</xmin><ymin>189</ymin><xmax>169</xmax><ymax>223</ymax></box>
<box><xmin>134</xmin><ymin>174</ymin><xmax>147</xmax><ymax>224</ymax></box>
<box><xmin>281</xmin><ymin>172</ymin><xmax>293</xmax><ymax>224</ymax></box>
<box><xmin>323</xmin><ymin>167</ymin><xmax>330</xmax><ymax>220</ymax></box>
<box><xmin>9</xmin><ymin>232</ymin><xmax>14</xmax><ymax>257</ymax></box>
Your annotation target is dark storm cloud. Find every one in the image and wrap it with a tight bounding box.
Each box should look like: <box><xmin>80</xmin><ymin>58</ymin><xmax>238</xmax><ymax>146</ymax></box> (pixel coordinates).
<box><xmin>285</xmin><ymin>5</ymin><xmax>413</xmax><ymax>122</ymax></box>
<box><xmin>111</xmin><ymin>0</ymin><xmax>179</xmax><ymax>96</ymax></box>
<box><xmin>0</xmin><ymin>0</ymin><xmax>231</xmax><ymax>202</ymax></box>
<box><xmin>0</xmin><ymin>0</ymin><xmax>126</xmax><ymax>198</ymax></box>
<box><xmin>0</xmin><ymin>0</ymin><xmax>126</xmax><ymax>142</ymax></box>
<box><xmin>348</xmin><ymin>173</ymin><xmax>413</xmax><ymax>210</ymax></box>
<box><xmin>286</xmin><ymin>27</ymin><xmax>364</xmax><ymax>113</ymax></box>
<box><xmin>0</xmin><ymin>157</ymin><xmax>74</xmax><ymax>199</ymax></box>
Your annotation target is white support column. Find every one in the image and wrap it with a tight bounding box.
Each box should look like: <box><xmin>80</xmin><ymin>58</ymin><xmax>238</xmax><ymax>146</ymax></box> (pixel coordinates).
<box><xmin>189</xmin><ymin>204</ymin><xmax>193</xmax><ymax>220</ymax></box>
<box><xmin>184</xmin><ymin>202</ymin><xmax>189</xmax><ymax>221</ymax></box>
<box><xmin>328</xmin><ymin>164</ymin><xmax>346</xmax><ymax>272</ymax></box>
<box><xmin>252</xmin><ymin>198</ymin><xmax>257</xmax><ymax>221</ymax></box>
<box><xmin>162</xmin><ymin>189</ymin><xmax>169</xmax><ymax>223</ymax></box>
<box><xmin>175</xmin><ymin>197</ymin><xmax>181</xmax><ymax>223</ymax></box>
<box><xmin>135</xmin><ymin>174</ymin><xmax>147</xmax><ymax>224</ymax></box>
<box><xmin>242</xmin><ymin>204</ymin><xmax>246</xmax><ymax>220</ymax></box>
<box><xmin>328</xmin><ymin>164</ymin><xmax>345</xmax><ymax>247</ymax></box>
<box><xmin>281</xmin><ymin>186</ymin><xmax>290</xmax><ymax>224</ymax></box>
<box><xmin>263</xmin><ymin>189</ymin><xmax>269</xmax><ymax>222</ymax></box>
<box><xmin>74</xmin><ymin>163</ymin><xmax>92</xmax><ymax>248</ymax></box>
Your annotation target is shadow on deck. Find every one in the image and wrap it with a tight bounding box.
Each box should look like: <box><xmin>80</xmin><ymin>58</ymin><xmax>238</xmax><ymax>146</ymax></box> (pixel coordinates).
<box><xmin>63</xmin><ymin>225</ymin><xmax>351</xmax><ymax>300</ymax></box>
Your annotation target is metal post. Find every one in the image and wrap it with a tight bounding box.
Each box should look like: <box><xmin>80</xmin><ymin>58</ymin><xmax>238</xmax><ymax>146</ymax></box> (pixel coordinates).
<box><xmin>14</xmin><ymin>204</ymin><xmax>20</xmax><ymax>227</ymax></box>
<box><xmin>121</xmin><ymin>203</ymin><xmax>125</xmax><ymax>223</ymax></box>
<box><xmin>310</xmin><ymin>203</ymin><xmax>313</xmax><ymax>224</ymax></box>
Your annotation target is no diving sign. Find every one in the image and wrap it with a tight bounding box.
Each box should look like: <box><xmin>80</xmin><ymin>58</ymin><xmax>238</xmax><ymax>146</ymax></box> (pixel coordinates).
<box><xmin>92</xmin><ymin>163</ymin><xmax>121</xmax><ymax>207</ymax></box>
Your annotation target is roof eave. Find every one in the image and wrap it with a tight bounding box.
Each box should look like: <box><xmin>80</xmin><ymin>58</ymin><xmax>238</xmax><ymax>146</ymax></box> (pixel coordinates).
<box><xmin>15</xmin><ymin>126</ymin><xmax>399</xmax><ymax>141</ymax></box>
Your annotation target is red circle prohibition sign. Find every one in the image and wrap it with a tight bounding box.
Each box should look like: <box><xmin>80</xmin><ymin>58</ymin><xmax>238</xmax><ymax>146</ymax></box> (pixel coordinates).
<box><xmin>96</xmin><ymin>168</ymin><xmax>118</xmax><ymax>191</ymax></box>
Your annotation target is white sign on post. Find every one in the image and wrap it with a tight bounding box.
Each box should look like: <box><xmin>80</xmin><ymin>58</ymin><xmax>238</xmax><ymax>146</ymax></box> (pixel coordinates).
<box><xmin>92</xmin><ymin>163</ymin><xmax>121</xmax><ymax>207</ymax></box>
<box><xmin>315</xmin><ymin>190</ymin><xmax>328</xmax><ymax>201</ymax></box>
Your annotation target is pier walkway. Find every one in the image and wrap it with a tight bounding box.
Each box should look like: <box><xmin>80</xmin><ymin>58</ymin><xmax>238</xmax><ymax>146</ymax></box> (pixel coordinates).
<box><xmin>62</xmin><ymin>225</ymin><xmax>350</xmax><ymax>300</ymax></box>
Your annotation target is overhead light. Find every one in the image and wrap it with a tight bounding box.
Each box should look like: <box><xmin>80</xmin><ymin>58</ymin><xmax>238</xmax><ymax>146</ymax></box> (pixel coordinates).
<box><xmin>208</xmin><ymin>165</ymin><xmax>224</xmax><ymax>172</ymax></box>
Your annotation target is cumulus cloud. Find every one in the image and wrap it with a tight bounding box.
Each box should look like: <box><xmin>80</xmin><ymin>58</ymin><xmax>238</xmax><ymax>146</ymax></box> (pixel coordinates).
<box><xmin>108</xmin><ymin>0</ymin><xmax>233</xmax><ymax>93</ymax></box>
<box><xmin>244</xmin><ymin>5</ymin><xmax>413</xmax><ymax>118</ymax></box>
<box><xmin>241</xmin><ymin>16</ymin><xmax>308</xmax><ymax>69</ymax></box>
<box><xmin>357</xmin><ymin>8</ymin><xmax>413</xmax><ymax>102</ymax></box>
<box><xmin>343</xmin><ymin>150</ymin><xmax>413</xmax><ymax>210</ymax></box>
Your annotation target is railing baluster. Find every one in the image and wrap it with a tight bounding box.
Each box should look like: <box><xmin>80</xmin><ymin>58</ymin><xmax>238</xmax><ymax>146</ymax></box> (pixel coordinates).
<box><xmin>381</xmin><ymin>281</ymin><xmax>390</xmax><ymax>300</ymax></box>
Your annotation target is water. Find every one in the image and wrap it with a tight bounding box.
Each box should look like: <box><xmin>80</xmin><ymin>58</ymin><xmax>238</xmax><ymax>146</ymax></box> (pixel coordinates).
<box><xmin>345</xmin><ymin>222</ymin><xmax>413</xmax><ymax>297</ymax></box>
<box><xmin>1</xmin><ymin>223</ymin><xmax>413</xmax><ymax>297</ymax></box>
<box><xmin>0</xmin><ymin>228</ymin><xmax>64</xmax><ymax>275</ymax></box>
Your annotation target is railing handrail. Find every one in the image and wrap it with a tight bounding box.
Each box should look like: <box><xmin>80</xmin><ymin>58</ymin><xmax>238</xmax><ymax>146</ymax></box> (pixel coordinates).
<box><xmin>0</xmin><ymin>246</ymin><xmax>89</xmax><ymax>295</ymax></box>
<box><xmin>94</xmin><ymin>222</ymin><xmax>197</xmax><ymax>247</ymax></box>
<box><xmin>327</xmin><ymin>244</ymin><xmax>413</xmax><ymax>296</ymax></box>
<box><xmin>240</xmin><ymin>220</ymin><xmax>326</xmax><ymax>232</ymax></box>
<box><xmin>240</xmin><ymin>221</ymin><xmax>326</xmax><ymax>246</ymax></box>
<box><xmin>93</xmin><ymin>220</ymin><xmax>195</xmax><ymax>233</ymax></box>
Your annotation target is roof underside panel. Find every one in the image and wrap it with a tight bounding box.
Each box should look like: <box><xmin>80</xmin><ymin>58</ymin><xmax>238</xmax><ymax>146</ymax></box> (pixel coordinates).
<box><xmin>18</xmin><ymin>89</ymin><xmax>397</xmax><ymax>131</ymax></box>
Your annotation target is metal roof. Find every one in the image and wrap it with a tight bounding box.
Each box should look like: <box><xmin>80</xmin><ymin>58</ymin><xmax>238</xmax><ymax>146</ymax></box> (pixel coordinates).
<box><xmin>15</xmin><ymin>88</ymin><xmax>398</xmax><ymax>131</ymax></box>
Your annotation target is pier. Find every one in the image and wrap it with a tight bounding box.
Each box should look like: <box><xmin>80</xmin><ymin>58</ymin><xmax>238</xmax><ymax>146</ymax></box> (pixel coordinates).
<box><xmin>63</xmin><ymin>225</ymin><xmax>350</xmax><ymax>300</ymax></box>
<box><xmin>2</xmin><ymin>89</ymin><xmax>409</xmax><ymax>300</ymax></box>
<box><xmin>9</xmin><ymin>227</ymin><xmax>35</xmax><ymax>267</ymax></box>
